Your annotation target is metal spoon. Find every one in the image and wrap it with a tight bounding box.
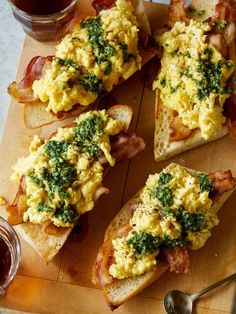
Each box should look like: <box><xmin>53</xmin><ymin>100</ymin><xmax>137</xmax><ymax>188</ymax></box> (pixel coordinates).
<box><xmin>164</xmin><ymin>272</ymin><xmax>236</xmax><ymax>314</ymax></box>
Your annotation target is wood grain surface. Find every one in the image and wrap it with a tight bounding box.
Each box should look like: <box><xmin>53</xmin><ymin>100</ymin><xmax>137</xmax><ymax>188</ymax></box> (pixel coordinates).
<box><xmin>0</xmin><ymin>1</ymin><xmax>235</xmax><ymax>313</ymax></box>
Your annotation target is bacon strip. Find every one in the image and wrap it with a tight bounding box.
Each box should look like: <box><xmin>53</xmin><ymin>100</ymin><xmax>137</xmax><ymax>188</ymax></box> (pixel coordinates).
<box><xmin>164</xmin><ymin>246</ymin><xmax>190</xmax><ymax>274</ymax></box>
<box><xmin>8</xmin><ymin>56</ymin><xmax>52</xmax><ymax>103</ymax></box>
<box><xmin>167</xmin><ymin>0</ymin><xmax>189</xmax><ymax>28</ymax></box>
<box><xmin>169</xmin><ymin>110</ymin><xmax>193</xmax><ymax>142</ymax></box>
<box><xmin>92</xmin><ymin>0</ymin><xmax>116</xmax><ymax>14</ymax></box>
<box><xmin>111</xmin><ymin>133</ymin><xmax>146</xmax><ymax>162</ymax></box>
<box><xmin>214</xmin><ymin>0</ymin><xmax>236</xmax><ymax>24</ymax></box>
<box><xmin>209</xmin><ymin>170</ymin><xmax>236</xmax><ymax>200</ymax></box>
<box><xmin>92</xmin><ymin>223</ymin><xmax>131</xmax><ymax>287</ymax></box>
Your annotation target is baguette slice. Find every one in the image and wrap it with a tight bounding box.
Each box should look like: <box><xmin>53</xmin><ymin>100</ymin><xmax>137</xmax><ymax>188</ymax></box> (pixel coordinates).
<box><xmin>8</xmin><ymin>104</ymin><xmax>141</xmax><ymax>262</ymax></box>
<box><xmin>12</xmin><ymin>0</ymin><xmax>158</xmax><ymax>129</ymax></box>
<box><xmin>154</xmin><ymin>91</ymin><xmax>228</xmax><ymax>161</ymax></box>
<box><xmin>154</xmin><ymin>0</ymin><xmax>233</xmax><ymax>161</ymax></box>
<box><xmin>93</xmin><ymin>163</ymin><xmax>236</xmax><ymax>309</ymax></box>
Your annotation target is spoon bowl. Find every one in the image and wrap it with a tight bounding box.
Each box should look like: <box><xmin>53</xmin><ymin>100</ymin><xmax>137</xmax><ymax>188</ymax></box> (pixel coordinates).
<box><xmin>163</xmin><ymin>273</ymin><xmax>236</xmax><ymax>314</ymax></box>
<box><xmin>164</xmin><ymin>290</ymin><xmax>193</xmax><ymax>314</ymax></box>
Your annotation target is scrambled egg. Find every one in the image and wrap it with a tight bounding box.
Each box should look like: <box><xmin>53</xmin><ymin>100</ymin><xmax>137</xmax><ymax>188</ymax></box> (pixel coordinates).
<box><xmin>110</xmin><ymin>164</ymin><xmax>218</xmax><ymax>279</ymax></box>
<box><xmin>11</xmin><ymin>110</ymin><xmax>124</xmax><ymax>227</ymax></box>
<box><xmin>33</xmin><ymin>0</ymin><xmax>142</xmax><ymax>113</ymax></box>
<box><xmin>153</xmin><ymin>20</ymin><xmax>234</xmax><ymax>139</ymax></box>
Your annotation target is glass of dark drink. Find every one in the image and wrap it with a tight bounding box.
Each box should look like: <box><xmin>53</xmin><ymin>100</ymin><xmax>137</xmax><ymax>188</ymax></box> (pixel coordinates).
<box><xmin>8</xmin><ymin>0</ymin><xmax>78</xmax><ymax>41</ymax></box>
<box><xmin>0</xmin><ymin>217</ymin><xmax>21</xmax><ymax>296</ymax></box>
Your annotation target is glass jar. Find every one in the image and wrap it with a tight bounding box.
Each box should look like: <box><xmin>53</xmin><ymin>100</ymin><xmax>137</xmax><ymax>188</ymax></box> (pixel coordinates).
<box><xmin>7</xmin><ymin>0</ymin><xmax>78</xmax><ymax>42</ymax></box>
<box><xmin>0</xmin><ymin>217</ymin><xmax>21</xmax><ymax>296</ymax></box>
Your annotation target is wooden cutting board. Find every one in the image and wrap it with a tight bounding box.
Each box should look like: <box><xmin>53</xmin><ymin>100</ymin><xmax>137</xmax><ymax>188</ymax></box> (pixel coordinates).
<box><xmin>0</xmin><ymin>1</ymin><xmax>235</xmax><ymax>313</ymax></box>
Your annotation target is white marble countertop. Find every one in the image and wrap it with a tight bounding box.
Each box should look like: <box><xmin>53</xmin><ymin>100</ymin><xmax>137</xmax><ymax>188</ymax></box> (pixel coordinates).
<box><xmin>0</xmin><ymin>0</ymin><xmax>25</xmax><ymax>142</ymax></box>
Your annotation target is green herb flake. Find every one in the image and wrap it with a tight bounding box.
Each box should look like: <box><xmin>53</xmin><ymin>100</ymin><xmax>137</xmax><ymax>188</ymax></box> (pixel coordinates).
<box><xmin>55</xmin><ymin>57</ymin><xmax>79</xmax><ymax>71</ymax></box>
<box><xmin>155</xmin><ymin>185</ymin><xmax>173</xmax><ymax>207</ymax></box>
<box><xmin>81</xmin><ymin>16</ymin><xmax>115</xmax><ymax>74</ymax></box>
<box><xmin>158</xmin><ymin>172</ymin><xmax>173</xmax><ymax>185</ymax></box>
<box><xmin>196</xmin><ymin>10</ymin><xmax>205</xmax><ymax>18</ymax></box>
<box><xmin>120</xmin><ymin>43</ymin><xmax>135</xmax><ymax>63</ymax></box>
<box><xmin>196</xmin><ymin>173</ymin><xmax>214</xmax><ymax>193</ymax></box>
<box><xmin>74</xmin><ymin>115</ymin><xmax>103</xmax><ymax>157</ymax></box>
<box><xmin>213</xmin><ymin>21</ymin><xmax>228</xmax><ymax>29</ymax></box>
<box><xmin>80</xmin><ymin>73</ymin><xmax>104</xmax><ymax>96</ymax></box>
<box><xmin>181</xmin><ymin>211</ymin><xmax>205</xmax><ymax>232</ymax></box>
<box><xmin>37</xmin><ymin>203</ymin><xmax>52</xmax><ymax>212</ymax></box>
<box><xmin>54</xmin><ymin>204</ymin><xmax>77</xmax><ymax>223</ymax></box>
<box><xmin>160</xmin><ymin>78</ymin><xmax>166</xmax><ymax>87</ymax></box>
<box><xmin>127</xmin><ymin>231</ymin><xmax>161</xmax><ymax>258</ymax></box>
<box><xmin>163</xmin><ymin>235</ymin><xmax>185</xmax><ymax>248</ymax></box>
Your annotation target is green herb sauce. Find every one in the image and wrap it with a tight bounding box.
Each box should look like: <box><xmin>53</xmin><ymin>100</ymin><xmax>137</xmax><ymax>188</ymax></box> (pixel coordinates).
<box><xmin>127</xmin><ymin>231</ymin><xmax>161</xmax><ymax>258</ymax></box>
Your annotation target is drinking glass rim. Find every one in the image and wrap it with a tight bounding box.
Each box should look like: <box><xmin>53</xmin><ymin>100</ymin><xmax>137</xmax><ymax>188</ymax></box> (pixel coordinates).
<box><xmin>7</xmin><ymin>0</ymin><xmax>78</xmax><ymax>20</ymax></box>
<box><xmin>0</xmin><ymin>216</ymin><xmax>21</xmax><ymax>290</ymax></box>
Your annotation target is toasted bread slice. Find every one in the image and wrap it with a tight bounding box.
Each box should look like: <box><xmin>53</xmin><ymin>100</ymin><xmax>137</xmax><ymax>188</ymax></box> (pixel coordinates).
<box><xmin>11</xmin><ymin>105</ymin><xmax>138</xmax><ymax>262</ymax></box>
<box><xmin>94</xmin><ymin>163</ymin><xmax>236</xmax><ymax>309</ymax></box>
<box><xmin>21</xmin><ymin>0</ymin><xmax>157</xmax><ymax>129</ymax></box>
<box><xmin>153</xmin><ymin>0</ymin><xmax>232</xmax><ymax>161</ymax></box>
<box><xmin>154</xmin><ymin>92</ymin><xmax>228</xmax><ymax>161</ymax></box>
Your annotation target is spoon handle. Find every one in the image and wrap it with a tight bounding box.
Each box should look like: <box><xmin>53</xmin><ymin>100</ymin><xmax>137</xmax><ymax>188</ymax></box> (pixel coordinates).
<box><xmin>191</xmin><ymin>272</ymin><xmax>236</xmax><ymax>302</ymax></box>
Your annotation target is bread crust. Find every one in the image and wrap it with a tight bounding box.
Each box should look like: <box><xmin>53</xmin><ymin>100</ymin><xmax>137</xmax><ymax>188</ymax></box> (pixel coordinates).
<box><xmin>23</xmin><ymin>1</ymin><xmax>157</xmax><ymax>129</ymax></box>
<box><xmin>14</xmin><ymin>105</ymin><xmax>134</xmax><ymax>262</ymax></box>
<box><xmin>98</xmin><ymin>163</ymin><xmax>236</xmax><ymax>309</ymax></box>
<box><xmin>153</xmin><ymin>0</ymin><xmax>230</xmax><ymax>162</ymax></box>
<box><xmin>154</xmin><ymin>94</ymin><xmax>228</xmax><ymax>162</ymax></box>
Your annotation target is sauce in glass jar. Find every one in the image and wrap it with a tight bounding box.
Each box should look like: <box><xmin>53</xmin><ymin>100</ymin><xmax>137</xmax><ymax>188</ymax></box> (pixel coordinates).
<box><xmin>8</xmin><ymin>0</ymin><xmax>78</xmax><ymax>41</ymax></box>
<box><xmin>12</xmin><ymin>0</ymin><xmax>74</xmax><ymax>15</ymax></box>
<box><xmin>0</xmin><ymin>237</ymin><xmax>11</xmax><ymax>286</ymax></box>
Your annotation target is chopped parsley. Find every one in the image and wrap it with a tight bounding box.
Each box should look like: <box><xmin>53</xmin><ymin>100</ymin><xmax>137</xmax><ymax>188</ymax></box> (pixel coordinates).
<box><xmin>80</xmin><ymin>73</ymin><xmax>104</xmax><ymax>96</ymax></box>
<box><xmin>196</xmin><ymin>59</ymin><xmax>229</xmax><ymax>100</ymax></box>
<box><xmin>170</xmin><ymin>85</ymin><xmax>179</xmax><ymax>93</ymax></box>
<box><xmin>120</xmin><ymin>43</ymin><xmax>135</xmax><ymax>63</ymax></box>
<box><xmin>54</xmin><ymin>204</ymin><xmax>77</xmax><ymax>223</ymax></box>
<box><xmin>196</xmin><ymin>10</ymin><xmax>205</xmax><ymax>18</ymax></box>
<box><xmin>155</xmin><ymin>185</ymin><xmax>173</xmax><ymax>207</ymax></box>
<box><xmin>44</xmin><ymin>140</ymin><xmax>69</xmax><ymax>160</ymax></box>
<box><xmin>213</xmin><ymin>21</ymin><xmax>228</xmax><ymax>29</ymax></box>
<box><xmin>37</xmin><ymin>203</ymin><xmax>52</xmax><ymax>212</ymax></box>
<box><xmin>162</xmin><ymin>235</ymin><xmax>185</xmax><ymax>249</ymax></box>
<box><xmin>181</xmin><ymin>211</ymin><xmax>205</xmax><ymax>232</ymax></box>
<box><xmin>81</xmin><ymin>17</ymin><xmax>115</xmax><ymax>75</ymax></box>
<box><xmin>55</xmin><ymin>57</ymin><xmax>79</xmax><ymax>71</ymax></box>
<box><xmin>196</xmin><ymin>173</ymin><xmax>214</xmax><ymax>193</ymax></box>
<box><xmin>160</xmin><ymin>78</ymin><xmax>166</xmax><ymax>87</ymax></box>
<box><xmin>29</xmin><ymin>171</ymin><xmax>45</xmax><ymax>188</ymax></box>
<box><xmin>74</xmin><ymin>115</ymin><xmax>103</xmax><ymax>157</ymax></box>
<box><xmin>127</xmin><ymin>231</ymin><xmax>161</xmax><ymax>258</ymax></box>
<box><xmin>158</xmin><ymin>172</ymin><xmax>173</xmax><ymax>185</ymax></box>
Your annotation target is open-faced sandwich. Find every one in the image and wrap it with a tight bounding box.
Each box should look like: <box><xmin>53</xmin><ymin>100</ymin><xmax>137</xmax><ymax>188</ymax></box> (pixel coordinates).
<box><xmin>92</xmin><ymin>163</ymin><xmax>236</xmax><ymax>309</ymax></box>
<box><xmin>8</xmin><ymin>0</ymin><xmax>158</xmax><ymax>129</ymax></box>
<box><xmin>153</xmin><ymin>0</ymin><xmax>236</xmax><ymax>161</ymax></box>
<box><xmin>6</xmin><ymin>105</ymin><xmax>145</xmax><ymax>262</ymax></box>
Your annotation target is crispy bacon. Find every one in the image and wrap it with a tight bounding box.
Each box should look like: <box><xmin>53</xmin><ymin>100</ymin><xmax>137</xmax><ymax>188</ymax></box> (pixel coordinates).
<box><xmin>209</xmin><ymin>170</ymin><xmax>236</xmax><ymax>199</ymax></box>
<box><xmin>214</xmin><ymin>0</ymin><xmax>236</xmax><ymax>24</ymax></box>
<box><xmin>167</xmin><ymin>0</ymin><xmax>189</xmax><ymax>28</ymax></box>
<box><xmin>92</xmin><ymin>223</ymin><xmax>131</xmax><ymax>287</ymax></box>
<box><xmin>164</xmin><ymin>246</ymin><xmax>190</xmax><ymax>274</ymax></box>
<box><xmin>92</xmin><ymin>0</ymin><xmax>116</xmax><ymax>15</ymax></box>
<box><xmin>93</xmin><ymin>241</ymin><xmax>114</xmax><ymax>286</ymax></box>
<box><xmin>8</xmin><ymin>56</ymin><xmax>52</xmax><ymax>103</ymax></box>
<box><xmin>170</xmin><ymin>110</ymin><xmax>193</xmax><ymax>142</ymax></box>
<box><xmin>111</xmin><ymin>133</ymin><xmax>146</xmax><ymax>162</ymax></box>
